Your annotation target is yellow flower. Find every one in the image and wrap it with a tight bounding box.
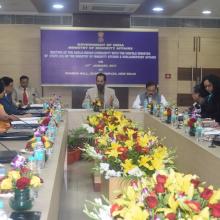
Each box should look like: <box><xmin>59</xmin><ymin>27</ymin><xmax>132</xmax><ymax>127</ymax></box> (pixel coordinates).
<box><xmin>137</xmin><ymin>134</ymin><xmax>150</xmax><ymax>147</ymax></box>
<box><xmin>168</xmin><ymin>193</ymin><xmax>179</xmax><ymax>212</ymax></box>
<box><xmin>138</xmin><ymin>156</ymin><xmax>151</xmax><ymax>168</ymax></box>
<box><xmin>30</xmin><ymin>176</ymin><xmax>42</xmax><ymax>188</ymax></box>
<box><xmin>123</xmin><ymin>205</ymin><xmax>149</xmax><ymax>220</ymax></box>
<box><xmin>151</xmin><ymin>157</ymin><xmax>164</xmax><ymax>170</ymax></box>
<box><xmin>113</xmin><ymin>111</ymin><xmax>123</xmax><ymax>119</ymax></box>
<box><xmin>97</xmin><ymin>136</ymin><xmax>108</xmax><ymax>146</ymax></box>
<box><xmin>8</xmin><ymin>170</ymin><xmax>20</xmax><ymax>181</ymax></box>
<box><xmin>121</xmin><ymin>159</ymin><xmax>136</xmax><ymax>173</ymax></box>
<box><xmin>125</xmin><ymin>139</ymin><xmax>135</xmax><ymax>150</ymax></box>
<box><xmin>0</xmin><ymin>178</ymin><xmax>13</xmax><ymax>190</ymax></box>
<box><xmin>88</xmin><ymin>115</ymin><xmax>99</xmax><ymax>126</ymax></box>
<box><xmin>105</xmin><ymin>142</ymin><xmax>120</xmax><ymax>158</ymax></box>
<box><xmin>209</xmin><ymin>189</ymin><xmax>220</xmax><ymax>204</ymax></box>
<box><xmin>192</xmin><ymin>207</ymin><xmax>209</xmax><ymax>220</ymax></box>
<box><xmin>44</xmin><ymin>141</ymin><xmax>51</xmax><ymax>149</ymax></box>
<box><xmin>127</xmin><ymin>128</ymin><xmax>136</xmax><ymax>139</ymax></box>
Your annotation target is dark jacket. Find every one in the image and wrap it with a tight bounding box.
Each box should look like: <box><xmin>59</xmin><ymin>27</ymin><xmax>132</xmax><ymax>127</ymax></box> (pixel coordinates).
<box><xmin>201</xmin><ymin>94</ymin><xmax>220</xmax><ymax>122</ymax></box>
<box><xmin>0</xmin><ymin>94</ymin><xmax>24</xmax><ymax>115</ymax></box>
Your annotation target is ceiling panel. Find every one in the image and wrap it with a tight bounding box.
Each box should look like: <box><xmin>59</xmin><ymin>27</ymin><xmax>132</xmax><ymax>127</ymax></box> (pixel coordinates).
<box><xmin>0</xmin><ymin>0</ymin><xmax>37</xmax><ymax>14</ymax></box>
<box><xmin>174</xmin><ymin>0</ymin><xmax>220</xmax><ymax>18</ymax></box>
<box><xmin>0</xmin><ymin>0</ymin><xmax>219</xmax><ymax>18</ymax></box>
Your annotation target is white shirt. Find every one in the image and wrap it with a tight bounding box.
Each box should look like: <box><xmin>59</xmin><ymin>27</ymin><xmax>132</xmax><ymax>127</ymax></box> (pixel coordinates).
<box><xmin>132</xmin><ymin>94</ymin><xmax>168</xmax><ymax>109</ymax></box>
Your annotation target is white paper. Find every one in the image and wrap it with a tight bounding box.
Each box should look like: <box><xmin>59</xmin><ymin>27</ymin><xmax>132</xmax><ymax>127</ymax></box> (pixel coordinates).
<box><xmin>18</xmin><ymin>117</ymin><xmax>41</xmax><ymax>121</ymax></box>
<box><xmin>30</xmin><ymin>104</ymin><xmax>43</xmax><ymax>108</ymax></box>
<box><xmin>11</xmin><ymin>120</ymin><xmax>39</xmax><ymax>125</ymax></box>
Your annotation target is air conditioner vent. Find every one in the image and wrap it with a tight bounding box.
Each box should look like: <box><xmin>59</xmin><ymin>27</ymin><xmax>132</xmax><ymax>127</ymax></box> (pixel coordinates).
<box><xmin>79</xmin><ymin>3</ymin><xmax>140</xmax><ymax>13</ymax></box>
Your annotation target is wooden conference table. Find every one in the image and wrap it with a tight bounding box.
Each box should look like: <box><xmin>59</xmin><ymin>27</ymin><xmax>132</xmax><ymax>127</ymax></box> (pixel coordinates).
<box><xmin>68</xmin><ymin>109</ymin><xmax>220</xmax><ymax>188</ymax></box>
<box><xmin>0</xmin><ymin>112</ymin><xmax>67</xmax><ymax>220</ymax></box>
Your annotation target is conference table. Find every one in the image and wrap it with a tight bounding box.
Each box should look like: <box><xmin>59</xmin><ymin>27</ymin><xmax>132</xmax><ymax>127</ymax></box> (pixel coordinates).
<box><xmin>1</xmin><ymin>109</ymin><xmax>220</xmax><ymax>220</ymax></box>
<box><xmin>68</xmin><ymin>109</ymin><xmax>220</xmax><ymax>188</ymax></box>
<box><xmin>0</xmin><ymin>112</ymin><xmax>67</xmax><ymax>220</ymax></box>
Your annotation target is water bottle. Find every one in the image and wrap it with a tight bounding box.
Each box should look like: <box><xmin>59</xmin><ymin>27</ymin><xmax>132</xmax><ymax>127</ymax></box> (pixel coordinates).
<box><xmin>159</xmin><ymin>105</ymin><xmax>165</xmax><ymax>121</ymax></box>
<box><xmin>195</xmin><ymin>119</ymin><xmax>203</xmax><ymax>142</ymax></box>
<box><xmin>183</xmin><ymin>112</ymin><xmax>189</xmax><ymax>134</ymax></box>
<box><xmin>34</xmin><ymin>142</ymin><xmax>46</xmax><ymax>173</ymax></box>
<box><xmin>0</xmin><ymin>200</ymin><xmax>8</xmax><ymax>220</ymax></box>
<box><xmin>28</xmin><ymin>156</ymin><xmax>37</xmax><ymax>174</ymax></box>
<box><xmin>143</xmin><ymin>99</ymin><xmax>148</xmax><ymax>112</ymax></box>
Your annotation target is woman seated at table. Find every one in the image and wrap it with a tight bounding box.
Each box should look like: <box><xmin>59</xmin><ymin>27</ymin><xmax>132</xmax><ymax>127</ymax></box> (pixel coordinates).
<box><xmin>0</xmin><ymin>81</ymin><xmax>16</xmax><ymax>133</ymax></box>
<box><xmin>200</xmin><ymin>74</ymin><xmax>220</xmax><ymax>122</ymax></box>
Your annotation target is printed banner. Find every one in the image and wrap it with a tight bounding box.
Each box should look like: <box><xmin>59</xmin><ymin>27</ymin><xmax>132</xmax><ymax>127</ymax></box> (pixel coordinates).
<box><xmin>41</xmin><ymin>28</ymin><xmax>158</xmax><ymax>85</ymax></box>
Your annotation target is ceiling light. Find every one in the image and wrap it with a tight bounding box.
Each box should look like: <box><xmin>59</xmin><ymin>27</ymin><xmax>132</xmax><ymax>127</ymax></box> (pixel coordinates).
<box><xmin>202</xmin><ymin>10</ymin><xmax>212</xmax><ymax>15</ymax></box>
<box><xmin>152</xmin><ymin>7</ymin><xmax>164</xmax><ymax>12</ymax></box>
<box><xmin>0</xmin><ymin>4</ymin><xmax>2</xmax><ymax>9</ymax></box>
<box><xmin>52</xmin><ymin>4</ymin><xmax>64</xmax><ymax>9</ymax></box>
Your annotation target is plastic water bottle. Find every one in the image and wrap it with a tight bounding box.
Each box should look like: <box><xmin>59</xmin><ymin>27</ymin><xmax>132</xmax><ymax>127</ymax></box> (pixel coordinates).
<box><xmin>195</xmin><ymin>119</ymin><xmax>203</xmax><ymax>142</ymax></box>
<box><xmin>0</xmin><ymin>200</ymin><xmax>8</xmax><ymax>220</ymax></box>
<box><xmin>34</xmin><ymin>142</ymin><xmax>46</xmax><ymax>173</ymax></box>
<box><xmin>159</xmin><ymin>105</ymin><xmax>165</xmax><ymax>121</ymax></box>
<box><xmin>143</xmin><ymin>99</ymin><xmax>148</xmax><ymax>112</ymax></box>
<box><xmin>28</xmin><ymin>156</ymin><xmax>37</xmax><ymax>174</ymax></box>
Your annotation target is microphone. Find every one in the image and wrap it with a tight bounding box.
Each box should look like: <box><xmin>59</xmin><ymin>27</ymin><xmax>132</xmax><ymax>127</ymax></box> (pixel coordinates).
<box><xmin>12</xmin><ymin>114</ymin><xmax>39</xmax><ymax>129</ymax></box>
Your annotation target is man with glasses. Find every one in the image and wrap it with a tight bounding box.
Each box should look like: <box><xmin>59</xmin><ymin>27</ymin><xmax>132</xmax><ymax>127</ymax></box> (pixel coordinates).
<box><xmin>132</xmin><ymin>81</ymin><xmax>167</xmax><ymax>109</ymax></box>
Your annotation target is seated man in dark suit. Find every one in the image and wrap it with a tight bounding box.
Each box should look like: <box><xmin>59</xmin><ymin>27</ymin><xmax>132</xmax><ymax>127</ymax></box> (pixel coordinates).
<box><xmin>0</xmin><ymin>77</ymin><xmax>26</xmax><ymax>115</ymax></box>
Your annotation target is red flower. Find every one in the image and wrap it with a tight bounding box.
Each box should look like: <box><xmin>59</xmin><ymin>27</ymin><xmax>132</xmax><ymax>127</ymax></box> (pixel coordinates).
<box><xmin>188</xmin><ymin>118</ymin><xmax>197</xmax><ymax>128</ymax></box>
<box><xmin>184</xmin><ymin>200</ymin><xmax>201</xmax><ymax>213</ymax></box>
<box><xmin>135</xmin><ymin>145</ymin><xmax>143</xmax><ymax>153</ymax></box>
<box><xmin>16</xmin><ymin>177</ymin><xmax>30</xmax><ymax>190</ymax></box>
<box><xmin>108</xmin><ymin>132</ymin><xmax>114</xmax><ymax>138</ymax></box>
<box><xmin>156</xmin><ymin>174</ymin><xmax>167</xmax><ymax>184</ymax></box>
<box><xmin>116</xmin><ymin>134</ymin><xmax>127</xmax><ymax>142</ymax></box>
<box><xmin>146</xmin><ymin>196</ymin><xmax>158</xmax><ymax>209</ymax></box>
<box><xmin>191</xmin><ymin>179</ymin><xmax>200</xmax><ymax>188</ymax></box>
<box><xmin>155</xmin><ymin>183</ymin><xmax>165</xmax><ymax>193</ymax></box>
<box><xmin>132</xmin><ymin>132</ymin><xmax>138</xmax><ymax>140</ymax></box>
<box><xmin>110</xmin><ymin>204</ymin><xmax>122</xmax><ymax>215</ymax></box>
<box><xmin>41</xmin><ymin>117</ymin><xmax>50</xmax><ymax>126</ymax></box>
<box><xmin>119</xmin><ymin>153</ymin><xmax>128</xmax><ymax>161</ymax></box>
<box><xmin>209</xmin><ymin>203</ymin><xmax>220</xmax><ymax>217</ymax></box>
<box><xmin>201</xmin><ymin>188</ymin><xmax>213</xmax><ymax>200</ymax></box>
<box><xmin>117</xmin><ymin>147</ymin><xmax>128</xmax><ymax>154</ymax></box>
<box><xmin>166</xmin><ymin>213</ymin><xmax>176</xmax><ymax>220</ymax></box>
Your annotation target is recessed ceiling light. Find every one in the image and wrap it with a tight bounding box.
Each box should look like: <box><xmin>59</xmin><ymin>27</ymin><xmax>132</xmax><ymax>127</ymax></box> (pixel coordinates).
<box><xmin>152</xmin><ymin>7</ymin><xmax>164</xmax><ymax>12</ymax></box>
<box><xmin>52</xmin><ymin>4</ymin><xmax>64</xmax><ymax>9</ymax></box>
<box><xmin>202</xmin><ymin>10</ymin><xmax>212</xmax><ymax>15</ymax></box>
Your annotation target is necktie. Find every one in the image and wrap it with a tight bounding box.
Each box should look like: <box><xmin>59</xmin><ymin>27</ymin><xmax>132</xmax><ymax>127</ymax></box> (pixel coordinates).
<box><xmin>23</xmin><ymin>88</ymin><xmax>28</xmax><ymax>105</ymax></box>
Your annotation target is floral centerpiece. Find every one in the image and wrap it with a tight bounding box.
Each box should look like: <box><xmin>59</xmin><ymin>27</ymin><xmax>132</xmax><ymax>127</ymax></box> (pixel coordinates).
<box><xmin>83</xmin><ymin>110</ymin><xmax>175</xmax><ymax>179</ymax></box>
<box><xmin>187</xmin><ymin>117</ymin><xmax>197</xmax><ymax>136</ymax></box>
<box><xmin>0</xmin><ymin>166</ymin><xmax>43</xmax><ymax>211</ymax></box>
<box><xmin>164</xmin><ymin>107</ymin><xmax>172</xmax><ymax>124</ymax></box>
<box><xmin>92</xmin><ymin>98</ymin><xmax>103</xmax><ymax>112</ymax></box>
<box><xmin>84</xmin><ymin>169</ymin><xmax>220</xmax><ymax>220</ymax></box>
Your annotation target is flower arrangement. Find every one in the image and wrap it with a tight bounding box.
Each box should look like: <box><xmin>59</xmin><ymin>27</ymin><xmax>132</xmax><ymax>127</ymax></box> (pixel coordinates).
<box><xmin>83</xmin><ymin>110</ymin><xmax>175</xmax><ymax>179</ymax></box>
<box><xmin>85</xmin><ymin>169</ymin><xmax>220</xmax><ymax>220</ymax></box>
<box><xmin>188</xmin><ymin>117</ymin><xmax>197</xmax><ymax>129</ymax></box>
<box><xmin>92</xmin><ymin>98</ymin><xmax>103</xmax><ymax>112</ymax></box>
<box><xmin>0</xmin><ymin>166</ymin><xmax>42</xmax><ymax>192</ymax></box>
